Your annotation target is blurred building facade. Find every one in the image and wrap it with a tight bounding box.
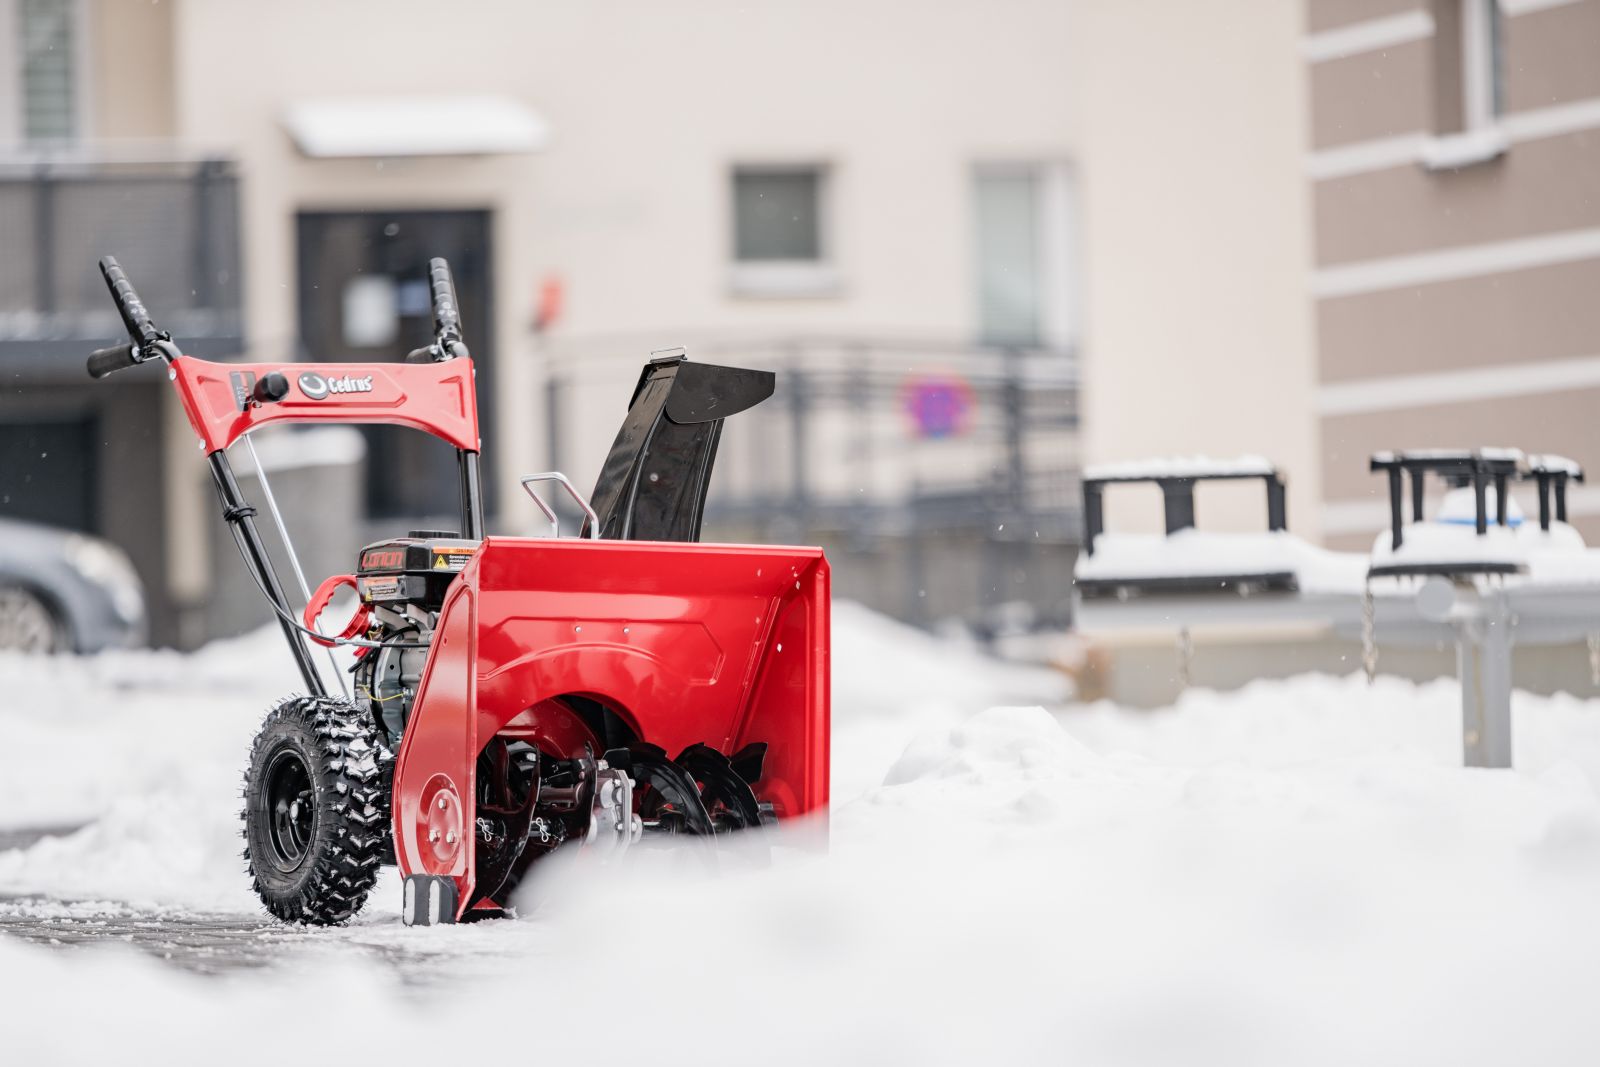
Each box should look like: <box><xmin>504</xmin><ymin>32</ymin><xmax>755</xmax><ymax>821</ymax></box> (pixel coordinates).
<box><xmin>1306</xmin><ymin>0</ymin><xmax>1600</xmax><ymax>549</ymax></box>
<box><xmin>1096</xmin><ymin>0</ymin><xmax>1600</xmax><ymax>707</ymax></box>
<box><xmin>0</xmin><ymin>0</ymin><xmax>1319</xmax><ymax>646</ymax></box>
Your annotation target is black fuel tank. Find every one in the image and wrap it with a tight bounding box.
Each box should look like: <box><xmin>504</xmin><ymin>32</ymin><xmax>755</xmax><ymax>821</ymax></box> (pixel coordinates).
<box><xmin>355</xmin><ymin>531</ymin><xmax>480</xmax><ymax>608</ymax></box>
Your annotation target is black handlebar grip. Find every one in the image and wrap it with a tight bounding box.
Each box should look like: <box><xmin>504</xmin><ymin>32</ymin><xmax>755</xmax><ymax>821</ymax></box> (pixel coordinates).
<box><xmin>86</xmin><ymin>342</ymin><xmax>140</xmax><ymax>380</ymax></box>
<box><xmin>428</xmin><ymin>257</ymin><xmax>462</xmax><ymax>340</ymax></box>
<box><xmin>98</xmin><ymin>256</ymin><xmax>159</xmax><ymax>347</ymax></box>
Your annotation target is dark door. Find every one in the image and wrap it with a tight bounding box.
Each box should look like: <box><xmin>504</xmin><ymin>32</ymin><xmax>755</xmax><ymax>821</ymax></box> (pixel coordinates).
<box><xmin>295</xmin><ymin>211</ymin><xmax>494</xmax><ymax>528</ymax></box>
<box><xmin>0</xmin><ymin>413</ymin><xmax>97</xmax><ymax>531</ymax></box>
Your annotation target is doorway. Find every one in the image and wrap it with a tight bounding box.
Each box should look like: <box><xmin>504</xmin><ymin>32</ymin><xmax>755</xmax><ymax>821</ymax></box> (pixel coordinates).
<box><xmin>295</xmin><ymin>210</ymin><xmax>494</xmax><ymax>527</ymax></box>
<box><xmin>0</xmin><ymin>413</ymin><xmax>98</xmax><ymax>531</ymax></box>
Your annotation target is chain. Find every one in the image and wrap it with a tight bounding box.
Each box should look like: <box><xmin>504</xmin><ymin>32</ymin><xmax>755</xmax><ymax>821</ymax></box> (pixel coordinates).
<box><xmin>1361</xmin><ymin>581</ymin><xmax>1378</xmax><ymax>685</ymax></box>
<box><xmin>1176</xmin><ymin>627</ymin><xmax>1193</xmax><ymax>690</ymax></box>
<box><xmin>1589</xmin><ymin>632</ymin><xmax>1600</xmax><ymax>688</ymax></box>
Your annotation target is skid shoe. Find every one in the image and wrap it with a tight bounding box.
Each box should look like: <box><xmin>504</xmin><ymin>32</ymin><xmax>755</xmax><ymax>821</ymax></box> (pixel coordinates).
<box><xmin>403</xmin><ymin>874</ymin><xmax>460</xmax><ymax>926</ymax></box>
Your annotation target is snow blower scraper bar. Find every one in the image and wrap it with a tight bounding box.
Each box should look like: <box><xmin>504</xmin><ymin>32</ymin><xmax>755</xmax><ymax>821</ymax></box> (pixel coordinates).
<box><xmin>86</xmin><ymin>255</ymin><xmax>830</xmax><ymax>925</ymax></box>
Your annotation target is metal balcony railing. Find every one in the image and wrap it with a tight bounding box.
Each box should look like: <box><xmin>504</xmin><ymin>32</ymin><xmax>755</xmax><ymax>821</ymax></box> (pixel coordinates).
<box><xmin>543</xmin><ymin>336</ymin><xmax>1084</xmax><ymax>629</ymax></box>
<box><xmin>0</xmin><ymin>155</ymin><xmax>243</xmax><ymax>373</ymax></box>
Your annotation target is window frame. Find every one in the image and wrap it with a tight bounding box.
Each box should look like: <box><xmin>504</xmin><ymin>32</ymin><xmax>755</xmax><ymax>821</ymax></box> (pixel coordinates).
<box><xmin>727</xmin><ymin>161</ymin><xmax>841</xmax><ymax>299</ymax></box>
<box><xmin>1422</xmin><ymin>0</ymin><xmax>1507</xmax><ymax>170</ymax></box>
<box><xmin>971</xmin><ymin>159</ymin><xmax>1079</xmax><ymax>352</ymax></box>
<box><xmin>0</xmin><ymin>0</ymin><xmax>93</xmax><ymax>148</ymax></box>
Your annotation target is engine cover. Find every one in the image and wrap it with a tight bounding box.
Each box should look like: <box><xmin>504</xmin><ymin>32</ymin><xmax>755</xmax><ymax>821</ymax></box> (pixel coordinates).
<box><xmin>357</xmin><ymin>531</ymin><xmax>480</xmax><ymax>611</ymax></box>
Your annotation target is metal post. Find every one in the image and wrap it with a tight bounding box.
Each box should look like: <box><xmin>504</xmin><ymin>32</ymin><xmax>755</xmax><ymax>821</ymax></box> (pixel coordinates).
<box><xmin>1082</xmin><ymin>482</ymin><xmax>1104</xmax><ymax>555</ymax></box>
<box><xmin>456</xmin><ymin>450</ymin><xmax>485</xmax><ymax>539</ymax></box>
<box><xmin>1458</xmin><ymin>591</ymin><xmax>1513</xmax><ymax>769</ymax></box>
<box><xmin>1159</xmin><ymin>478</ymin><xmax>1197</xmax><ymax>534</ymax></box>
<box><xmin>1266</xmin><ymin>475</ymin><xmax>1287</xmax><ymax>532</ymax></box>
<box><xmin>1387</xmin><ymin>469</ymin><xmax>1405</xmax><ymax>550</ymax></box>
<box><xmin>1002</xmin><ymin>347</ymin><xmax>1026</xmax><ymax>513</ymax></box>
<box><xmin>33</xmin><ymin>165</ymin><xmax>54</xmax><ymax>313</ymax></box>
<box><xmin>788</xmin><ymin>363</ymin><xmax>810</xmax><ymax>521</ymax></box>
<box><xmin>544</xmin><ymin>375</ymin><xmax>563</xmax><ymax>474</ymax></box>
<box><xmin>193</xmin><ymin>160</ymin><xmax>217</xmax><ymax>311</ymax></box>
<box><xmin>905</xmin><ymin>481</ymin><xmax>927</xmax><ymax>626</ymax></box>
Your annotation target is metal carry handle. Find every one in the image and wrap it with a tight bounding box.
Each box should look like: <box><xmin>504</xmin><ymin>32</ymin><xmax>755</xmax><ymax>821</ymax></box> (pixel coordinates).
<box><xmin>520</xmin><ymin>472</ymin><xmax>600</xmax><ymax>539</ymax></box>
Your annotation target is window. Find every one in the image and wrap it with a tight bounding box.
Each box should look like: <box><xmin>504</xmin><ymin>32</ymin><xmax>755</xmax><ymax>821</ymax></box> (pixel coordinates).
<box><xmin>729</xmin><ymin>164</ymin><xmax>838</xmax><ymax>297</ymax></box>
<box><xmin>973</xmin><ymin>163</ymin><xmax>1077</xmax><ymax>350</ymax></box>
<box><xmin>1423</xmin><ymin>0</ymin><xmax>1505</xmax><ymax>169</ymax></box>
<box><xmin>1</xmin><ymin>0</ymin><xmax>84</xmax><ymax>144</ymax></box>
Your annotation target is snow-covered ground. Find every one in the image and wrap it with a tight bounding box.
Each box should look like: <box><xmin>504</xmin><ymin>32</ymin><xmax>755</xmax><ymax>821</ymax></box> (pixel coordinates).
<box><xmin>6</xmin><ymin>605</ymin><xmax>1600</xmax><ymax>1064</ymax></box>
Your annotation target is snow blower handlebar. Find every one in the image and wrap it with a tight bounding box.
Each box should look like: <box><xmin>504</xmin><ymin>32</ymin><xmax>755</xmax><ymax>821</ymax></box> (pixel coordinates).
<box><xmin>406</xmin><ymin>257</ymin><xmax>470</xmax><ymax>363</ymax></box>
<box><xmin>86</xmin><ymin>256</ymin><xmax>181</xmax><ymax>379</ymax></box>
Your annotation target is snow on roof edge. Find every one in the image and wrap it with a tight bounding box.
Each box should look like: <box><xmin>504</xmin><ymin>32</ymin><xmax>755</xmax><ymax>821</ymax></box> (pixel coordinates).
<box><xmin>1083</xmin><ymin>455</ymin><xmax>1277</xmax><ymax>481</ymax></box>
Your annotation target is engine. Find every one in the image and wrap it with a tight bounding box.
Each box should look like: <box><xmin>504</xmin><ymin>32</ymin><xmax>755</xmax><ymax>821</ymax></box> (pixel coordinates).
<box><xmin>352</xmin><ymin>530</ymin><xmax>478</xmax><ymax>743</ymax></box>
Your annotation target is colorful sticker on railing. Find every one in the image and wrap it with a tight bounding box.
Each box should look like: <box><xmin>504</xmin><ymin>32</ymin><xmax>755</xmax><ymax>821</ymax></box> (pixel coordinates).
<box><xmin>902</xmin><ymin>374</ymin><xmax>975</xmax><ymax>439</ymax></box>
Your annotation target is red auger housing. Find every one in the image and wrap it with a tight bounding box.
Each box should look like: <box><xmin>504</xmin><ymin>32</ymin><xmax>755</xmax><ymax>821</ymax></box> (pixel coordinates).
<box><xmin>87</xmin><ymin>256</ymin><xmax>829</xmax><ymax>925</ymax></box>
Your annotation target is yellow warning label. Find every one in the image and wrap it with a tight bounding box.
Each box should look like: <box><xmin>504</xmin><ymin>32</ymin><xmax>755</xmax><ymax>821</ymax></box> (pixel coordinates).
<box><xmin>431</xmin><ymin>546</ymin><xmax>476</xmax><ymax>571</ymax></box>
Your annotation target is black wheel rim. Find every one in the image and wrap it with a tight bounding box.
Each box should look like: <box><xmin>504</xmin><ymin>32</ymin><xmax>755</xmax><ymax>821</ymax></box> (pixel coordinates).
<box><xmin>264</xmin><ymin>749</ymin><xmax>314</xmax><ymax>872</ymax></box>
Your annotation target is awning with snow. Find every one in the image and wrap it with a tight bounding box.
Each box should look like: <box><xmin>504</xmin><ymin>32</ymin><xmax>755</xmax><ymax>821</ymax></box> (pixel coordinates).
<box><xmin>282</xmin><ymin>95</ymin><xmax>549</xmax><ymax>158</ymax></box>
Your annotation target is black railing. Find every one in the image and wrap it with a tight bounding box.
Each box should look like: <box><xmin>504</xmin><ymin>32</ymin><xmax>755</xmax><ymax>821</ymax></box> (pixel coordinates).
<box><xmin>545</xmin><ymin>337</ymin><xmax>1083</xmax><ymax>629</ymax></box>
<box><xmin>0</xmin><ymin>156</ymin><xmax>243</xmax><ymax>371</ymax></box>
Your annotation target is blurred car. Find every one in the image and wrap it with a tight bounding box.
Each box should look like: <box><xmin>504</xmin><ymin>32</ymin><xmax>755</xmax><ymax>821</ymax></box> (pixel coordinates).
<box><xmin>0</xmin><ymin>517</ymin><xmax>146</xmax><ymax>654</ymax></box>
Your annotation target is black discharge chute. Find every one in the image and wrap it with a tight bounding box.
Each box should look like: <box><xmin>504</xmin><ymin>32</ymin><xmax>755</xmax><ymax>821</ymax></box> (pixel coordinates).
<box><xmin>587</xmin><ymin>353</ymin><xmax>774</xmax><ymax>542</ymax></box>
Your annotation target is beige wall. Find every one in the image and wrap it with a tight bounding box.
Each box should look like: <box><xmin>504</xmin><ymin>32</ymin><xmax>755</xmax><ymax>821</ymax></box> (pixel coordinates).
<box><xmin>1308</xmin><ymin>0</ymin><xmax>1600</xmax><ymax>545</ymax></box>
<box><xmin>79</xmin><ymin>0</ymin><xmax>1320</xmax><ymax>545</ymax></box>
<box><xmin>1074</xmin><ymin>0</ymin><xmax>1320</xmax><ymax>537</ymax></box>
<box><xmin>165</xmin><ymin>0</ymin><xmax>1082</xmax><ymax>528</ymax></box>
<box><xmin>88</xmin><ymin>0</ymin><xmax>175</xmax><ymax>140</ymax></box>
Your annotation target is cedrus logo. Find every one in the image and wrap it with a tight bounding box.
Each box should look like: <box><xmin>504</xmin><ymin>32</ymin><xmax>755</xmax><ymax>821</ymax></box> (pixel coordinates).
<box><xmin>298</xmin><ymin>372</ymin><xmax>375</xmax><ymax>400</ymax></box>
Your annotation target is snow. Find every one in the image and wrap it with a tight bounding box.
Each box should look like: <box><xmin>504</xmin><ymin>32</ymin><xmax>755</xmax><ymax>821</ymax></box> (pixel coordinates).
<box><xmin>1434</xmin><ymin>484</ymin><xmax>1524</xmax><ymax>526</ymax></box>
<box><xmin>1372</xmin><ymin>446</ymin><xmax>1524</xmax><ymax>465</ymax></box>
<box><xmin>1528</xmin><ymin>454</ymin><xmax>1584</xmax><ymax>477</ymax></box>
<box><xmin>1371</xmin><ymin>520</ymin><xmax>1528</xmax><ymax>569</ymax></box>
<box><xmin>10</xmin><ymin>609</ymin><xmax>1600</xmax><ymax>1062</ymax></box>
<box><xmin>1077</xmin><ymin>529</ymin><xmax>1369</xmax><ymax>595</ymax></box>
<box><xmin>1083</xmin><ymin>454</ymin><xmax>1277</xmax><ymax>481</ymax></box>
<box><xmin>1080</xmin><ymin>507</ymin><xmax>1600</xmax><ymax>597</ymax></box>
<box><xmin>1372</xmin><ymin>506</ymin><xmax>1600</xmax><ymax>587</ymax></box>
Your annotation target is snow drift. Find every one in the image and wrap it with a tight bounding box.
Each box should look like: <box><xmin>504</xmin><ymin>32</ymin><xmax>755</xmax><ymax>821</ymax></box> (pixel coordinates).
<box><xmin>6</xmin><ymin>606</ymin><xmax>1600</xmax><ymax>1065</ymax></box>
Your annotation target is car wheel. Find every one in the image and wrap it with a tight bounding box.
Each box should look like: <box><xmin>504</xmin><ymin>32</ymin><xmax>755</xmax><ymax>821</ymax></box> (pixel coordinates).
<box><xmin>0</xmin><ymin>585</ymin><xmax>62</xmax><ymax>654</ymax></box>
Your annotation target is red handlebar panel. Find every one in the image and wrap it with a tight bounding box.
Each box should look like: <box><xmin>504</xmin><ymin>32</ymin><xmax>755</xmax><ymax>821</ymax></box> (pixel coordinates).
<box><xmin>169</xmin><ymin>355</ymin><xmax>481</xmax><ymax>454</ymax></box>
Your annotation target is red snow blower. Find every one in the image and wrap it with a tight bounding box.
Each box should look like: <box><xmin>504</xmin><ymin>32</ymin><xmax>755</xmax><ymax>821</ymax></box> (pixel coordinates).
<box><xmin>86</xmin><ymin>256</ymin><xmax>829</xmax><ymax>925</ymax></box>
